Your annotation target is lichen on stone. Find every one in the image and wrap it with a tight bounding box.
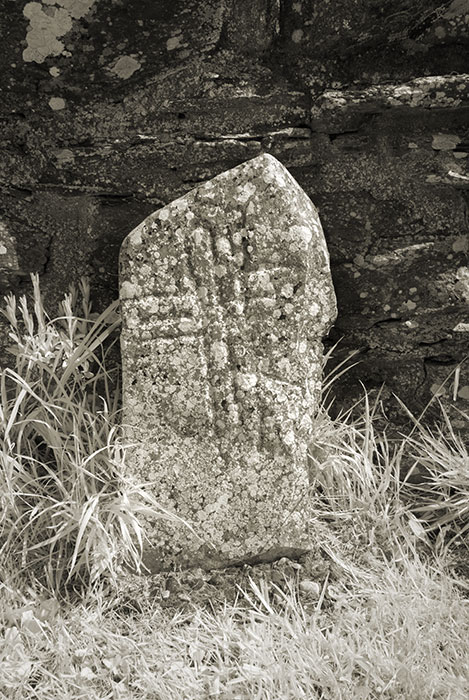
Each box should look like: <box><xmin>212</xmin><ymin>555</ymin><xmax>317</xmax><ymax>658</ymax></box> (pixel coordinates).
<box><xmin>22</xmin><ymin>0</ymin><xmax>96</xmax><ymax>64</ymax></box>
<box><xmin>119</xmin><ymin>154</ymin><xmax>337</xmax><ymax>572</ymax></box>
<box><xmin>109</xmin><ymin>55</ymin><xmax>141</xmax><ymax>80</ymax></box>
<box><xmin>48</xmin><ymin>96</ymin><xmax>66</xmax><ymax>110</ymax></box>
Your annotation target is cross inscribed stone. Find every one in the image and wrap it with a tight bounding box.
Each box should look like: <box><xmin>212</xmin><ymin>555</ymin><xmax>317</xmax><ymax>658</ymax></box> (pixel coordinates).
<box><xmin>119</xmin><ymin>153</ymin><xmax>337</xmax><ymax>571</ymax></box>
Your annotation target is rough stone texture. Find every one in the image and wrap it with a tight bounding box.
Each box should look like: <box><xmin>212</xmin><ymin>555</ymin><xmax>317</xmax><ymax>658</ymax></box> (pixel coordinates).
<box><xmin>120</xmin><ymin>153</ymin><xmax>336</xmax><ymax>571</ymax></box>
<box><xmin>2</xmin><ymin>0</ymin><xmax>469</xmax><ymax>431</ymax></box>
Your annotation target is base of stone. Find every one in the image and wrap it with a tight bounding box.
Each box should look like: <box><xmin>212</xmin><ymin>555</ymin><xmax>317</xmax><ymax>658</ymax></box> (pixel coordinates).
<box><xmin>139</xmin><ymin>543</ymin><xmax>312</xmax><ymax>574</ymax></box>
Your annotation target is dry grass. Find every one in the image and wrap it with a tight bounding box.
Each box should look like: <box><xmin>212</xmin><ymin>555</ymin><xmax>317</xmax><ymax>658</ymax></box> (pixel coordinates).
<box><xmin>0</xmin><ymin>276</ymin><xmax>184</xmax><ymax>596</ymax></box>
<box><xmin>0</xmin><ymin>279</ymin><xmax>469</xmax><ymax>699</ymax></box>
<box><xmin>400</xmin><ymin>408</ymin><xmax>469</xmax><ymax>547</ymax></box>
<box><xmin>1</xmin><ymin>502</ymin><xmax>468</xmax><ymax>699</ymax></box>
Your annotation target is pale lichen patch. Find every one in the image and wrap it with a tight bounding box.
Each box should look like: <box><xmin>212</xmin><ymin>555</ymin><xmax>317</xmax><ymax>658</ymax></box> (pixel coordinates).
<box><xmin>452</xmin><ymin>236</ymin><xmax>468</xmax><ymax>253</ymax></box>
<box><xmin>280</xmin><ymin>283</ymin><xmax>294</xmax><ymax>298</ymax></box>
<box><xmin>432</xmin><ymin>133</ymin><xmax>461</xmax><ymax>150</ymax></box>
<box><xmin>236</xmin><ymin>373</ymin><xmax>258</xmax><ymax>392</ymax></box>
<box><xmin>431</xmin><ymin>383</ymin><xmax>447</xmax><ymax>397</ymax></box>
<box><xmin>458</xmin><ymin>386</ymin><xmax>469</xmax><ymax>400</ymax></box>
<box><xmin>47</xmin><ymin>0</ymin><xmax>96</xmax><ymax>20</ymax></box>
<box><xmin>48</xmin><ymin>96</ymin><xmax>66</xmax><ymax>110</ymax></box>
<box><xmin>54</xmin><ymin>148</ymin><xmax>74</xmax><ymax>164</ymax></box>
<box><xmin>236</xmin><ymin>182</ymin><xmax>257</xmax><ymax>203</ymax></box>
<box><xmin>109</xmin><ymin>55</ymin><xmax>141</xmax><ymax>80</ymax></box>
<box><xmin>22</xmin><ymin>0</ymin><xmax>96</xmax><ymax>64</ymax></box>
<box><xmin>444</xmin><ymin>0</ymin><xmax>469</xmax><ymax>19</ymax></box>
<box><xmin>128</xmin><ymin>229</ymin><xmax>142</xmax><ymax>247</ymax></box>
<box><xmin>211</xmin><ymin>341</ymin><xmax>228</xmax><ymax>369</ymax></box>
<box><xmin>120</xmin><ymin>280</ymin><xmax>139</xmax><ymax>300</ymax></box>
<box><xmin>291</xmin><ymin>28</ymin><xmax>304</xmax><ymax>43</ymax></box>
<box><xmin>166</xmin><ymin>33</ymin><xmax>183</xmax><ymax>51</ymax></box>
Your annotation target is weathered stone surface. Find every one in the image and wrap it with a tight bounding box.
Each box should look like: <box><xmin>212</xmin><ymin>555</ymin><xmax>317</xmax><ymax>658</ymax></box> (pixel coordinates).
<box><xmin>120</xmin><ymin>153</ymin><xmax>336</xmax><ymax>571</ymax></box>
<box><xmin>311</xmin><ymin>75</ymin><xmax>469</xmax><ymax>133</ymax></box>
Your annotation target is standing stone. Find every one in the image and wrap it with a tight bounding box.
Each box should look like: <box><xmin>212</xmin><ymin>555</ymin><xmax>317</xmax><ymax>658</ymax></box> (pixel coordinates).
<box><xmin>119</xmin><ymin>153</ymin><xmax>337</xmax><ymax>572</ymax></box>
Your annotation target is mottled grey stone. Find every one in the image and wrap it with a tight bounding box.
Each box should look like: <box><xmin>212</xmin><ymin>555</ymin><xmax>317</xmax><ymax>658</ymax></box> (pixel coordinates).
<box><xmin>119</xmin><ymin>153</ymin><xmax>337</xmax><ymax>572</ymax></box>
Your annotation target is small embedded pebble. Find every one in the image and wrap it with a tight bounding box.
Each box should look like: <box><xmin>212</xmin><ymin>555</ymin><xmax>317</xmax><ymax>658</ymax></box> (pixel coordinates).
<box><xmin>299</xmin><ymin>580</ymin><xmax>321</xmax><ymax>597</ymax></box>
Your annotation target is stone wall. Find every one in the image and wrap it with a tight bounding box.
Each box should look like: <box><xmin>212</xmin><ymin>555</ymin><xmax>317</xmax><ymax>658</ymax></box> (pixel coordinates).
<box><xmin>2</xmin><ymin>0</ymin><xmax>469</xmax><ymax>425</ymax></box>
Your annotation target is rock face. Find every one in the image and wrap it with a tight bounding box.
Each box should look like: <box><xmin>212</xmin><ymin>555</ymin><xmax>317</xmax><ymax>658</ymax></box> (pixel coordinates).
<box><xmin>2</xmin><ymin>0</ymin><xmax>469</xmax><ymax>430</ymax></box>
<box><xmin>119</xmin><ymin>153</ymin><xmax>336</xmax><ymax>571</ymax></box>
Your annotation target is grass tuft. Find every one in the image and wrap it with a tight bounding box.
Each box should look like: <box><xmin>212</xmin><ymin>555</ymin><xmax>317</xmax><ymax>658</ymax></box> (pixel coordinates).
<box><xmin>398</xmin><ymin>403</ymin><xmax>469</xmax><ymax>548</ymax></box>
<box><xmin>0</xmin><ymin>275</ymin><xmax>182</xmax><ymax>598</ymax></box>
